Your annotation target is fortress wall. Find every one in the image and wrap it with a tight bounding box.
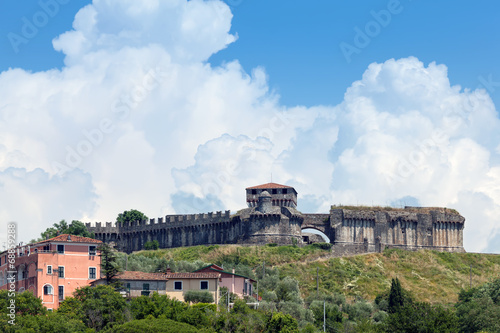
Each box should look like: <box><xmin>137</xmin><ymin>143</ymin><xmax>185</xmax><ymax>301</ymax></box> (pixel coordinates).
<box><xmin>329</xmin><ymin>208</ymin><xmax>465</xmax><ymax>253</ymax></box>
<box><xmin>86</xmin><ymin>204</ymin><xmax>465</xmax><ymax>254</ymax></box>
<box><xmin>87</xmin><ymin>210</ymin><xmax>234</xmax><ymax>253</ymax></box>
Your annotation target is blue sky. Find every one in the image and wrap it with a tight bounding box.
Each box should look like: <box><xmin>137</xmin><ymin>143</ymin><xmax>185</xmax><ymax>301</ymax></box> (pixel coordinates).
<box><xmin>0</xmin><ymin>0</ymin><xmax>499</xmax><ymax>252</ymax></box>
<box><xmin>2</xmin><ymin>1</ymin><xmax>499</xmax><ymax>107</ymax></box>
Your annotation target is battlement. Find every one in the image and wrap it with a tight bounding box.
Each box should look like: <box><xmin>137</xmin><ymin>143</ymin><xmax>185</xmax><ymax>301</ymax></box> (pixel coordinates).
<box><xmin>84</xmin><ymin>184</ymin><xmax>465</xmax><ymax>254</ymax></box>
<box><xmin>86</xmin><ymin>210</ymin><xmax>232</xmax><ymax>232</ymax></box>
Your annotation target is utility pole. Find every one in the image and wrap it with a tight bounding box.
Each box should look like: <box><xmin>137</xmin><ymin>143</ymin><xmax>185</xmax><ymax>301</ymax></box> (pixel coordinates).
<box><xmin>317</xmin><ymin>267</ymin><xmax>319</xmax><ymax>297</ymax></box>
<box><xmin>227</xmin><ymin>290</ymin><xmax>230</xmax><ymax>312</ymax></box>
<box><xmin>323</xmin><ymin>301</ymin><xmax>326</xmax><ymax>332</ymax></box>
<box><xmin>256</xmin><ymin>281</ymin><xmax>259</xmax><ymax>304</ymax></box>
<box><xmin>470</xmin><ymin>265</ymin><xmax>472</xmax><ymax>289</ymax></box>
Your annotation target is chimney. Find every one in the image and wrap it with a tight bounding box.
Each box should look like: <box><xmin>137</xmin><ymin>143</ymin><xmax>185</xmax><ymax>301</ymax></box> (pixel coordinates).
<box><xmin>67</xmin><ymin>235</ymin><xmax>71</xmax><ymax>241</ymax></box>
<box><xmin>166</xmin><ymin>267</ymin><xmax>171</xmax><ymax>273</ymax></box>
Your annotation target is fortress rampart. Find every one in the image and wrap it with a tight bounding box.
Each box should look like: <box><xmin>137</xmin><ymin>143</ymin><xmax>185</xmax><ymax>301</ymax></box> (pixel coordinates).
<box><xmin>86</xmin><ymin>184</ymin><xmax>466</xmax><ymax>254</ymax></box>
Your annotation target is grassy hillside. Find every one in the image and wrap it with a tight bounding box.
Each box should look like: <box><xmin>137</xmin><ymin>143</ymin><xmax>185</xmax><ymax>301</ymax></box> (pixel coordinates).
<box><xmin>133</xmin><ymin>245</ymin><xmax>500</xmax><ymax>305</ymax></box>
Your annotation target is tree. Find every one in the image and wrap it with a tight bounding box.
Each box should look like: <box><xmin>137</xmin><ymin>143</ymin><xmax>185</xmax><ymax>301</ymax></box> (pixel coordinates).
<box><xmin>36</xmin><ymin>220</ymin><xmax>93</xmax><ymax>242</ymax></box>
<box><xmin>385</xmin><ymin>302</ymin><xmax>459</xmax><ymax>333</ymax></box>
<box><xmin>130</xmin><ymin>293</ymin><xmax>187</xmax><ymax>320</ymax></box>
<box><xmin>309</xmin><ymin>300</ymin><xmax>343</xmax><ymax>332</ymax></box>
<box><xmin>104</xmin><ymin>318</ymin><xmax>199</xmax><ymax>333</ymax></box>
<box><xmin>98</xmin><ymin>242</ymin><xmax>122</xmax><ymax>289</ymax></box>
<box><xmin>455</xmin><ymin>278</ymin><xmax>500</xmax><ymax>333</ymax></box>
<box><xmin>71</xmin><ymin>285</ymin><xmax>128</xmax><ymax>331</ymax></box>
<box><xmin>388</xmin><ymin>278</ymin><xmax>410</xmax><ymax>314</ymax></box>
<box><xmin>0</xmin><ymin>290</ymin><xmax>47</xmax><ymax>317</ymax></box>
<box><xmin>267</xmin><ymin>312</ymin><xmax>298</xmax><ymax>333</ymax></box>
<box><xmin>67</xmin><ymin>220</ymin><xmax>92</xmax><ymax>238</ymax></box>
<box><xmin>183</xmin><ymin>290</ymin><xmax>214</xmax><ymax>304</ymax></box>
<box><xmin>117</xmin><ymin>209</ymin><xmax>148</xmax><ymax>225</ymax></box>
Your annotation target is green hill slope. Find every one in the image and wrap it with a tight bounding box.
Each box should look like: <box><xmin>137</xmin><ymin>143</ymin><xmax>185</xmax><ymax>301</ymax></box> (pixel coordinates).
<box><xmin>133</xmin><ymin>245</ymin><xmax>500</xmax><ymax>304</ymax></box>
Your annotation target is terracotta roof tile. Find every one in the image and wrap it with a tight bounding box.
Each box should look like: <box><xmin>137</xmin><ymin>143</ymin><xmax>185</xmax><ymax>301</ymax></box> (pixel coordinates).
<box><xmin>164</xmin><ymin>272</ymin><xmax>220</xmax><ymax>279</ymax></box>
<box><xmin>194</xmin><ymin>265</ymin><xmax>256</xmax><ymax>282</ymax></box>
<box><xmin>33</xmin><ymin>234</ymin><xmax>102</xmax><ymax>245</ymax></box>
<box><xmin>246</xmin><ymin>183</ymin><xmax>295</xmax><ymax>190</ymax></box>
<box><xmin>116</xmin><ymin>271</ymin><xmax>169</xmax><ymax>281</ymax></box>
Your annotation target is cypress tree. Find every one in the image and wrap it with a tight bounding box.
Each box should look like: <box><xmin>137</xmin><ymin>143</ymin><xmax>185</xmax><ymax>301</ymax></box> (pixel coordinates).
<box><xmin>388</xmin><ymin>278</ymin><xmax>404</xmax><ymax>313</ymax></box>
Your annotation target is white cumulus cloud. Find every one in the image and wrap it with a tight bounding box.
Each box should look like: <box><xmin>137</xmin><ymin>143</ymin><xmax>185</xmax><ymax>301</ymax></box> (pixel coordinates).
<box><xmin>0</xmin><ymin>1</ymin><xmax>498</xmax><ymax>253</ymax></box>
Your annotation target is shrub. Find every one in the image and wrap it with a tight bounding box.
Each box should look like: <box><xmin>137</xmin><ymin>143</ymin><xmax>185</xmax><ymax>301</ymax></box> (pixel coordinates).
<box><xmin>267</xmin><ymin>312</ymin><xmax>298</xmax><ymax>333</ymax></box>
<box><xmin>184</xmin><ymin>291</ymin><xmax>214</xmax><ymax>304</ymax></box>
<box><xmin>144</xmin><ymin>240</ymin><xmax>159</xmax><ymax>250</ymax></box>
<box><xmin>308</xmin><ymin>243</ymin><xmax>333</xmax><ymax>250</ymax></box>
<box><xmin>103</xmin><ymin>318</ymin><xmax>199</xmax><ymax>333</ymax></box>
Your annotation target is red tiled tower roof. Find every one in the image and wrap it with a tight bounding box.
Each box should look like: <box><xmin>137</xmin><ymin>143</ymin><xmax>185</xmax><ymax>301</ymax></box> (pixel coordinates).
<box><xmin>245</xmin><ymin>183</ymin><xmax>294</xmax><ymax>190</ymax></box>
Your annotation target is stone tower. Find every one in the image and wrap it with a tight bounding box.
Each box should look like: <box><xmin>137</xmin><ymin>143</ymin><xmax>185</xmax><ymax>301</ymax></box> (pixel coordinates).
<box><xmin>246</xmin><ymin>183</ymin><xmax>298</xmax><ymax>209</ymax></box>
<box><xmin>257</xmin><ymin>191</ymin><xmax>272</xmax><ymax>213</ymax></box>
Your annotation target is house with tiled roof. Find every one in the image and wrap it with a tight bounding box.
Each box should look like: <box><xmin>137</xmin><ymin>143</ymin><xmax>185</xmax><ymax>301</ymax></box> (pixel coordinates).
<box><xmin>0</xmin><ymin>234</ymin><xmax>102</xmax><ymax>310</ymax></box>
<box><xmin>91</xmin><ymin>269</ymin><xmax>221</xmax><ymax>304</ymax></box>
<box><xmin>164</xmin><ymin>269</ymin><xmax>221</xmax><ymax>304</ymax></box>
<box><xmin>194</xmin><ymin>264</ymin><xmax>256</xmax><ymax>299</ymax></box>
<box><xmin>91</xmin><ymin>271</ymin><xmax>170</xmax><ymax>297</ymax></box>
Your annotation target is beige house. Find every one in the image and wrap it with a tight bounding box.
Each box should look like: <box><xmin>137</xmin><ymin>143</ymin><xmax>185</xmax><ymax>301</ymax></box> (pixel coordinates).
<box><xmin>164</xmin><ymin>270</ymin><xmax>221</xmax><ymax>304</ymax></box>
<box><xmin>91</xmin><ymin>270</ymin><xmax>221</xmax><ymax>304</ymax></box>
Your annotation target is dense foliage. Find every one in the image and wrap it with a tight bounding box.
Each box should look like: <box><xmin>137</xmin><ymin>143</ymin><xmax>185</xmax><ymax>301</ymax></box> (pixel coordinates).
<box><xmin>32</xmin><ymin>219</ymin><xmax>93</xmax><ymax>242</ymax></box>
<box><xmin>184</xmin><ymin>290</ymin><xmax>215</xmax><ymax>304</ymax></box>
<box><xmin>98</xmin><ymin>243</ymin><xmax>122</xmax><ymax>288</ymax></box>
<box><xmin>116</xmin><ymin>209</ymin><xmax>148</xmax><ymax>225</ymax></box>
<box><xmin>1</xmin><ymin>246</ymin><xmax>499</xmax><ymax>332</ymax></box>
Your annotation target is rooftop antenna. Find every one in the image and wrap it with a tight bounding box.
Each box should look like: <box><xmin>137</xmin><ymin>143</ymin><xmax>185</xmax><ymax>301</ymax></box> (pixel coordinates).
<box><xmin>271</xmin><ymin>173</ymin><xmax>272</xmax><ymax>183</ymax></box>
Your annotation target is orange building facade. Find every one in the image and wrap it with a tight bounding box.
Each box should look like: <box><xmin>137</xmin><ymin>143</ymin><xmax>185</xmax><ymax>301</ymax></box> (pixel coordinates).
<box><xmin>0</xmin><ymin>234</ymin><xmax>101</xmax><ymax>310</ymax></box>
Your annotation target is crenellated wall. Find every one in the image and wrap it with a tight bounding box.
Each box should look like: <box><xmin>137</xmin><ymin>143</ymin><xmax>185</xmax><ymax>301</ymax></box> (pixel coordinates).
<box><xmin>86</xmin><ymin>211</ymin><xmax>236</xmax><ymax>253</ymax></box>
<box><xmin>86</xmin><ymin>206</ymin><xmax>466</xmax><ymax>255</ymax></box>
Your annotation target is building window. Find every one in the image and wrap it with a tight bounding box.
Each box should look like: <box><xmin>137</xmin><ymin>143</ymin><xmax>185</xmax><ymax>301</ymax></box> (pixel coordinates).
<box><xmin>174</xmin><ymin>281</ymin><xmax>183</xmax><ymax>290</ymax></box>
<box><xmin>200</xmin><ymin>281</ymin><xmax>209</xmax><ymax>290</ymax></box>
<box><xmin>89</xmin><ymin>267</ymin><xmax>96</xmax><ymax>279</ymax></box>
<box><xmin>57</xmin><ymin>245</ymin><xmax>64</xmax><ymax>254</ymax></box>
<box><xmin>43</xmin><ymin>285</ymin><xmax>53</xmax><ymax>295</ymax></box>
<box><xmin>141</xmin><ymin>283</ymin><xmax>150</xmax><ymax>296</ymax></box>
<box><xmin>43</xmin><ymin>245</ymin><xmax>50</xmax><ymax>252</ymax></box>
<box><xmin>58</xmin><ymin>286</ymin><xmax>64</xmax><ymax>301</ymax></box>
<box><xmin>58</xmin><ymin>267</ymin><xmax>65</xmax><ymax>278</ymax></box>
<box><xmin>282</xmin><ymin>189</ymin><xmax>288</xmax><ymax>194</ymax></box>
<box><xmin>126</xmin><ymin>283</ymin><xmax>131</xmax><ymax>290</ymax></box>
<box><xmin>47</xmin><ymin>265</ymin><xmax>52</xmax><ymax>274</ymax></box>
<box><xmin>89</xmin><ymin>246</ymin><xmax>96</xmax><ymax>256</ymax></box>
<box><xmin>272</xmin><ymin>189</ymin><xmax>277</xmax><ymax>194</ymax></box>
<box><xmin>251</xmin><ymin>189</ymin><xmax>257</xmax><ymax>195</ymax></box>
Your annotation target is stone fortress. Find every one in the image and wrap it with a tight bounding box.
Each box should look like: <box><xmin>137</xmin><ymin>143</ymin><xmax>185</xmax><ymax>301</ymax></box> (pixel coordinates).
<box><xmin>86</xmin><ymin>183</ymin><xmax>466</xmax><ymax>255</ymax></box>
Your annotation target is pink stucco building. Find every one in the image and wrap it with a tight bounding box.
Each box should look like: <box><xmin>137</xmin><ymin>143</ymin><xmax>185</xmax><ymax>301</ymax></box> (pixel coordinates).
<box><xmin>194</xmin><ymin>264</ymin><xmax>256</xmax><ymax>299</ymax></box>
<box><xmin>0</xmin><ymin>234</ymin><xmax>102</xmax><ymax>310</ymax></box>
